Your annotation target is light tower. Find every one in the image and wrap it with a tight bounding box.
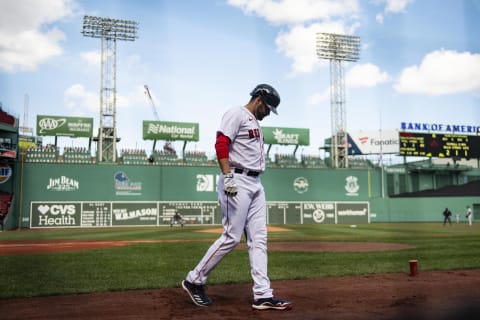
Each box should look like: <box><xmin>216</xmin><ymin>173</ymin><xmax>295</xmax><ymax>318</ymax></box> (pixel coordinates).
<box><xmin>316</xmin><ymin>33</ymin><xmax>360</xmax><ymax>168</ymax></box>
<box><xmin>82</xmin><ymin>15</ymin><xmax>138</xmax><ymax>162</ymax></box>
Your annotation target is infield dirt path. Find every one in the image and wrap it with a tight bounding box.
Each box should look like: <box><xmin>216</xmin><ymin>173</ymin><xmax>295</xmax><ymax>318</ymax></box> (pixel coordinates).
<box><xmin>1</xmin><ymin>270</ymin><xmax>479</xmax><ymax>320</ymax></box>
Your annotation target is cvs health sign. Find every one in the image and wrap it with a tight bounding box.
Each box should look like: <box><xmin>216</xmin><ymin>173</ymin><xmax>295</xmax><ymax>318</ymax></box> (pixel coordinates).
<box><xmin>30</xmin><ymin>202</ymin><xmax>81</xmax><ymax>228</ymax></box>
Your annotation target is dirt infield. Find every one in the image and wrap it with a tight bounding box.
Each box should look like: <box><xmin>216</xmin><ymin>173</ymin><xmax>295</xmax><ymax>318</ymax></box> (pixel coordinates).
<box><xmin>1</xmin><ymin>270</ymin><xmax>479</xmax><ymax>320</ymax></box>
<box><xmin>0</xmin><ymin>239</ymin><xmax>416</xmax><ymax>255</ymax></box>
<box><xmin>1</xmin><ymin>239</ymin><xmax>479</xmax><ymax>319</ymax></box>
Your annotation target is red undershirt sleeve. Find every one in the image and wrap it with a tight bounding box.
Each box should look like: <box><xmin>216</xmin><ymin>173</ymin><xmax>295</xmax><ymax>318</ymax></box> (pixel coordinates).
<box><xmin>215</xmin><ymin>133</ymin><xmax>230</xmax><ymax>160</ymax></box>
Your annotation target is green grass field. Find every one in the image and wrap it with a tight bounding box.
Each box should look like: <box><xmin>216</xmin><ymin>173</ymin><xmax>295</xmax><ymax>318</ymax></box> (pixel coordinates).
<box><xmin>1</xmin><ymin>223</ymin><xmax>479</xmax><ymax>299</ymax></box>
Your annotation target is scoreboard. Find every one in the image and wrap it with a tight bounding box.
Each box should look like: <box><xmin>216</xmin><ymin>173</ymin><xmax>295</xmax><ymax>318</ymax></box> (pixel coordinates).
<box><xmin>399</xmin><ymin>132</ymin><xmax>480</xmax><ymax>159</ymax></box>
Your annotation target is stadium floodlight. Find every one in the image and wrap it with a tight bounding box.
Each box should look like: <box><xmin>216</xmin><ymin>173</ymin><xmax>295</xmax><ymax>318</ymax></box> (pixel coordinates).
<box><xmin>316</xmin><ymin>33</ymin><xmax>360</xmax><ymax>168</ymax></box>
<box><xmin>82</xmin><ymin>15</ymin><xmax>138</xmax><ymax>163</ymax></box>
<box><xmin>82</xmin><ymin>16</ymin><xmax>138</xmax><ymax>41</ymax></box>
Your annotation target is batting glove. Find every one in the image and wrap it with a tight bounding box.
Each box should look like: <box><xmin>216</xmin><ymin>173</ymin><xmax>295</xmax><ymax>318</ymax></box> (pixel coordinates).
<box><xmin>223</xmin><ymin>173</ymin><xmax>238</xmax><ymax>196</ymax></box>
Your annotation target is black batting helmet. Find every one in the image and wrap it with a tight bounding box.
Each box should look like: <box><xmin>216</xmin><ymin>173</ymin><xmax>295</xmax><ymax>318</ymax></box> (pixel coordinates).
<box><xmin>250</xmin><ymin>84</ymin><xmax>280</xmax><ymax>115</ymax></box>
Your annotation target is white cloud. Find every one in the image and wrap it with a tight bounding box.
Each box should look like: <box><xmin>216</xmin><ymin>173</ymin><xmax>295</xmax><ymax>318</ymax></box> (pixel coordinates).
<box><xmin>375</xmin><ymin>0</ymin><xmax>413</xmax><ymax>24</ymax></box>
<box><xmin>394</xmin><ymin>49</ymin><xmax>480</xmax><ymax>96</ymax></box>
<box><xmin>227</xmin><ymin>0</ymin><xmax>359</xmax><ymax>25</ymax></box>
<box><xmin>307</xmin><ymin>87</ymin><xmax>330</xmax><ymax>105</ymax></box>
<box><xmin>64</xmin><ymin>83</ymin><xmax>150</xmax><ymax>116</ymax></box>
<box><xmin>80</xmin><ymin>51</ymin><xmax>100</xmax><ymax>67</ymax></box>
<box><xmin>0</xmin><ymin>0</ymin><xmax>75</xmax><ymax>72</ymax></box>
<box><xmin>64</xmin><ymin>84</ymin><xmax>98</xmax><ymax>114</ymax></box>
<box><xmin>375</xmin><ymin>13</ymin><xmax>384</xmax><ymax>24</ymax></box>
<box><xmin>384</xmin><ymin>0</ymin><xmax>413</xmax><ymax>13</ymax></box>
<box><xmin>307</xmin><ymin>63</ymin><xmax>390</xmax><ymax>106</ymax></box>
<box><xmin>117</xmin><ymin>85</ymin><xmax>152</xmax><ymax>111</ymax></box>
<box><xmin>228</xmin><ymin>0</ymin><xmax>361</xmax><ymax>76</ymax></box>
<box><xmin>276</xmin><ymin>22</ymin><xmax>355</xmax><ymax>75</ymax></box>
<box><xmin>346</xmin><ymin>63</ymin><xmax>391</xmax><ymax>88</ymax></box>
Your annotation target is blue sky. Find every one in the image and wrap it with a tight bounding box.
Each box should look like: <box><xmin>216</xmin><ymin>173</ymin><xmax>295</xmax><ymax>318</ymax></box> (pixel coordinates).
<box><xmin>1</xmin><ymin>0</ymin><xmax>479</xmax><ymax>160</ymax></box>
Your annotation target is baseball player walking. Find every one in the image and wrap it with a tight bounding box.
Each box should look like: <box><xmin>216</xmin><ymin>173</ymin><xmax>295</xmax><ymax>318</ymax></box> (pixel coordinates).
<box><xmin>182</xmin><ymin>84</ymin><xmax>292</xmax><ymax>311</ymax></box>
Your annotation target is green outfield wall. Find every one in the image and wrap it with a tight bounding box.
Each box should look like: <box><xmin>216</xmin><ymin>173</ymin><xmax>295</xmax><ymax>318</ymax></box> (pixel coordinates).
<box><xmin>4</xmin><ymin>163</ymin><xmax>479</xmax><ymax>230</ymax></box>
<box><xmin>370</xmin><ymin>197</ymin><xmax>479</xmax><ymax>223</ymax></box>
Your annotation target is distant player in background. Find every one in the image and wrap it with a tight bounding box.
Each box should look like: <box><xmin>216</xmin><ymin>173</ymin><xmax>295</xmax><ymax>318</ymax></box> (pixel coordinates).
<box><xmin>443</xmin><ymin>207</ymin><xmax>452</xmax><ymax>226</ymax></box>
<box><xmin>466</xmin><ymin>206</ymin><xmax>473</xmax><ymax>226</ymax></box>
<box><xmin>455</xmin><ymin>212</ymin><xmax>460</xmax><ymax>224</ymax></box>
<box><xmin>170</xmin><ymin>211</ymin><xmax>184</xmax><ymax>227</ymax></box>
<box><xmin>181</xmin><ymin>84</ymin><xmax>292</xmax><ymax>311</ymax></box>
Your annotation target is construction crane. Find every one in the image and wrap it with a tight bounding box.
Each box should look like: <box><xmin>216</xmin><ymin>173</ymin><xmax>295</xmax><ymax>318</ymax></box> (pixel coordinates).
<box><xmin>143</xmin><ymin>85</ymin><xmax>175</xmax><ymax>156</ymax></box>
<box><xmin>144</xmin><ymin>85</ymin><xmax>160</xmax><ymax>121</ymax></box>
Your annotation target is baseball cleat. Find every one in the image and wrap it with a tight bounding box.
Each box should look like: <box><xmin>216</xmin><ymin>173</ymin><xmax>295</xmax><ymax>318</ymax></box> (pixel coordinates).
<box><xmin>252</xmin><ymin>297</ymin><xmax>293</xmax><ymax>310</ymax></box>
<box><xmin>182</xmin><ymin>280</ymin><xmax>212</xmax><ymax>307</ymax></box>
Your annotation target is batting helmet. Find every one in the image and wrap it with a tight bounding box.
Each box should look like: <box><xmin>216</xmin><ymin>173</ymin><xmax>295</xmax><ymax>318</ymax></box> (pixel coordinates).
<box><xmin>250</xmin><ymin>84</ymin><xmax>280</xmax><ymax>115</ymax></box>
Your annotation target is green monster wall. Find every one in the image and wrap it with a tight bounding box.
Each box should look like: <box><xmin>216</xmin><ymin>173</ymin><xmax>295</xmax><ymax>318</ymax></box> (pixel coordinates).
<box><xmin>6</xmin><ymin>163</ymin><xmax>479</xmax><ymax>230</ymax></box>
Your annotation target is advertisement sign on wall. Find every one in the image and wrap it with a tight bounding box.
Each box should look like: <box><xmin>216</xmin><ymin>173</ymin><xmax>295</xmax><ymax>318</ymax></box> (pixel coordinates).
<box><xmin>348</xmin><ymin>130</ymin><xmax>399</xmax><ymax>155</ymax></box>
<box><xmin>30</xmin><ymin>201</ymin><xmax>369</xmax><ymax>228</ymax></box>
<box><xmin>143</xmin><ymin>121</ymin><xmax>199</xmax><ymax>141</ymax></box>
<box><xmin>262</xmin><ymin>127</ymin><xmax>310</xmax><ymax>145</ymax></box>
<box><xmin>37</xmin><ymin>115</ymin><xmax>93</xmax><ymax>137</ymax></box>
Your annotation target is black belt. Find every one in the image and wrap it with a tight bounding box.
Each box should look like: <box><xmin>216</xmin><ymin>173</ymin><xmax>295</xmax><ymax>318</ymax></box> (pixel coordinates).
<box><xmin>233</xmin><ymin>168</ymin><xmax>260</xmax><ymax>177</ymax></box>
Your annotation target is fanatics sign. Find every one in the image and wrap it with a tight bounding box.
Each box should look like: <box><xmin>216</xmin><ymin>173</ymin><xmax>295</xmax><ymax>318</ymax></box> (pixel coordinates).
<box><xmin>348</xmin><ymin>130</ymin><xmax>400</xmax><ymax>155</ymax></box>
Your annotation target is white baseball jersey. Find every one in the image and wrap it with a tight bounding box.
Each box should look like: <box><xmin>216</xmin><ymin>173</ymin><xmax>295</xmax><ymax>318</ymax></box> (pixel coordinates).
<box><xmin>218</xmin><ymin>106</ymin><xmax>265</xmax><ymax>172</ymax></box>
<box><xmin>186</xmin><ymin>105</ymin><xmax>273</xmax><ymax>300</ymax></box>
<box><xmin>467</xmin><ymin>207</ymin><xmax>473</xmax><ymax>226</ymax></box>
